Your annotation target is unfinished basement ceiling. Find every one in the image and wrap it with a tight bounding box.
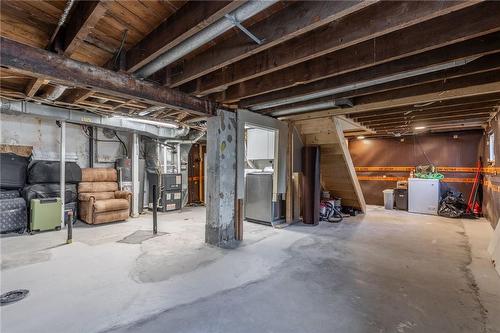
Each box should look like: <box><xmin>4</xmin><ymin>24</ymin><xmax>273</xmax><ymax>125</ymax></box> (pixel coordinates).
<box><xmin>0</xmin><ymin>1</ymin><xmax>499</xmax><ymax>136</ymax></box>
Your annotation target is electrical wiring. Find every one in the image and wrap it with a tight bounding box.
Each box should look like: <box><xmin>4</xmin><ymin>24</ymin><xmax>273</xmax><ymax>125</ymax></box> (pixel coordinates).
<box><xmin>113</xmin><ymin>130</ymin><xmax>128</xmax><ymax>157</ymax></box>
<box><xmin>81</xmin><ymin>125</ymin><xmax>128</xmax><ymax>157</ymax></box>
<box><xmin>413</xmin><ymin>134</ymin><xmax>433</xmax><ymax>165</ymax></box>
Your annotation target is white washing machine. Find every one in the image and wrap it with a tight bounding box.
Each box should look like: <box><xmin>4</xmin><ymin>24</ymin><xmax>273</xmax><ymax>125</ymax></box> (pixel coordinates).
<box><xmin>408</xmin><ymin>178</ymin><xmax>440</xmax><ymax>215</ymax></box>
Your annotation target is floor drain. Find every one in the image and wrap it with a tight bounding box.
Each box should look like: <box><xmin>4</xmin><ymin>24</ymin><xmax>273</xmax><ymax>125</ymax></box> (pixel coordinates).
<box><xmin>1</xmin><ymin>289</ymin><xmax>29</xmax><ymax>306</ymax></box>
<box><xmin>117</xmin><ymin>230</ymin><xmax>168</xmax><ymax>244</ymax></box>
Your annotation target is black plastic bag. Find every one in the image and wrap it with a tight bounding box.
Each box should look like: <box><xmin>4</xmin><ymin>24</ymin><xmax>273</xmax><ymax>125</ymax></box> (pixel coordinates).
<box><xmin>438</xmin><ymin>191</ymin><xmax>467</xmax><ymax>218</ymax></box>
<box><xmin>22</xmin><ymin>183</ymin><xmax>78</xmax><ymax>206</ymax></box>
<box><xmin>28</xmin><ymin>161</ymin><xmax>82</xmax><ymax>184</ymax></box>
<box><xmin>0</xmin><ymin>153</ymin><xmax>29</xmax><ymax>189</ymax></box>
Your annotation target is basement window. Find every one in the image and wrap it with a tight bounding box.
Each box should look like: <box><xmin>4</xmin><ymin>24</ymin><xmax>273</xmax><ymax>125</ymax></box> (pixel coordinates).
<box><xmin>488</xmin><ymin>132</ymin><xmax>495</xmax><ymax>165</ymax></box>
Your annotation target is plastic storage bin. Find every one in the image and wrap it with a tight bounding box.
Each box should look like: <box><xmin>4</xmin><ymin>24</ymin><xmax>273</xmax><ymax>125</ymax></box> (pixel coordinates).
<box><xmin>383</xmin><ymin>189</ymin><xmax>394</xmax><ymax>210</ymax></box>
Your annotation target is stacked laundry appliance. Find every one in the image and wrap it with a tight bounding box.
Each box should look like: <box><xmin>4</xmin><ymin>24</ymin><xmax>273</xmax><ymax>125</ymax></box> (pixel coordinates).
<box><xmin>0</xmin><ymin>153</ymin><xmax>29</xmax><ymax>233</ymax></box>
<box><xmin>23</xmin><ymin>161</ymin><xmax>82</xmax><ymax>230</ymax></box>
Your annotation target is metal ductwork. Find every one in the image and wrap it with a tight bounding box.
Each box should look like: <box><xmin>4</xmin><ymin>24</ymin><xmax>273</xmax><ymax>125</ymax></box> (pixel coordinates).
<box><xmin>134</xmin><ymin>0</ymin><xmax>277</xmax><ymax>78</ymax></box>
<box><xmin>270</xmin><ymin>98</ymin><xmax>353</xmax><ymax>117</ymax></box>
<box><xmin>184</xmin><ymin>116</ymin><xmax>208</xmax><ymax>124</ymax></box>
<box><xmin>48</xmin><ymin>0</ymin><xmax>75</xmax><ymax>46</ymax></box>
<box><xmin>251</xmin><ymin>57</ymin><xmax>480</xmax><ymax>111</ymax></box>
<box><xmin>138</xmin><ymin>105</ymin><xmax>168</xmax><ymax>116</ymax></box>
<box><xmin>166</xmin><ymin>129</ymin><xmax>206</xmax><ymax>144</ymax></box>
<box><xmin>40</xmin><ymin>85</ymin><xmax>69</xmax><ymax>101</ymax></box>
<box><xmin>42</xmin><ymin>0</ymin><xmax>76</xmax><ymax>99</ymax></box>
<box><xmin>0</xmin><ymin>99</ymin><xmax>193</xmax><ymax>139</ymax></box>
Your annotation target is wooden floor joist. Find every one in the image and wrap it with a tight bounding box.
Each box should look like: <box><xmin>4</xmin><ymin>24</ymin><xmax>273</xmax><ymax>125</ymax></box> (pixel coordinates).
<box><xmin>125</xmin><ymin>1</ymin><xmax>245</xmax><ymax>73</ymax></box>
<box><xmin>168</xmin><ymin>0</ymin><xmax>374</xmax><ymax>88</ymax></box>
<box><xmin>284</xmin><ymin>70</ymin><xmax>500</xmax><ymax>121</ymax></box>
<box><xmin>1</xmin><ymin>0</ymin><xmax>498</xmax><ymax>134</ymax></box>
<box><xmin>239</xmin><ymin>33</ymin><xmax>500</xmax><ymax>108</ymax></box>
<box><xmin>222</xmin><ymin>3</ymin><xmax>500</xmax><ymax>102</ymax></box>
<box><xmin>195</xmin><ymin>0</ymin><xmax>485</xmax><ymax>97</ymax></box>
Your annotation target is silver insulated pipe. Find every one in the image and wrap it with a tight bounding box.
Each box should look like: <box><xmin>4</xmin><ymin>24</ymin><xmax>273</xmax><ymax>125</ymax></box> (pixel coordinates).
<box><xmin>134</xmin><ymin>0</ymin><xmax>277</xmax><ymax>78</ymax></box>
<box><xmin>271</xmin><ymin>100</ymin><xmax>351</xmax><ymax>117</ymax></box>
<box><xmin>41</xmin><ymin>85</ymin><xmax>69</xmax><ymax>101</ymax></box>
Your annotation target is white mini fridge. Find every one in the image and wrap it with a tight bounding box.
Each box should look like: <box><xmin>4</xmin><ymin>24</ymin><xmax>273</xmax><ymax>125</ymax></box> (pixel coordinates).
<box><xmin>408</xmin><ymin>178</ymin><xmax>440</xmax><ymax>215</ymax></box>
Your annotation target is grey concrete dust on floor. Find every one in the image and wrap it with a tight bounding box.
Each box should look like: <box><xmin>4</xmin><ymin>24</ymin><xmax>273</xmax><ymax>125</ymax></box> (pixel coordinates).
<box><xmin>2</xmin><ymin>206</ymin><xmax>500</xmax><ymax>333</ymax></box>
<box><xmin>108</xmin><ymin>207</ymin><xmax>500</xmax><ymax>333</ymax></box>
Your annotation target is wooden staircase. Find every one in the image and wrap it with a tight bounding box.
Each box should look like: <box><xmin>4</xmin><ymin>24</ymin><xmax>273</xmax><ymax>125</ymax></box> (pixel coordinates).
<box><xmin>295</xmin><ymin>116</ymin><xmax>366</xmax><ymax>212</ymax></box>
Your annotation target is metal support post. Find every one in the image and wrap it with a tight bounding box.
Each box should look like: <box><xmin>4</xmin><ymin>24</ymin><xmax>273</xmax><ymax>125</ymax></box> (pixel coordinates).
<box><xmin>176</xmin><ymin>143</ymin><xmax>181</xmax><ymax>174</ymax></box>
<box><xmin>88</xmin><ymin>127</ymin><xmax>94</xmax><ymax>168</ymax></box>
<box><xmin>59</xmin><ymin>120</ymin><xmax>66</xmax><ymax>227</ymax></box>
<box><xmin>131</xmin><ymin>132</ymin><xmax>140</xmax><ymax>217</ymax></box>
<box><xmin>67</xmin><ymin>211</ymin><xmax>73</xmax><ymax>244</ymax></box>
<box><xmin>152</xmin><ymin>185</ymin><xmax>158</xmax><ymax>235</ymax></box>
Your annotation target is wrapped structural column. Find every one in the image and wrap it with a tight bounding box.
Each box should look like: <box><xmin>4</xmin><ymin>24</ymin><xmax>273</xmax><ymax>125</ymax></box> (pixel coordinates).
<box><xmin>205</xmin><ymin>110</ymin><xmax>237</xmax><ymax>248</ymax></box>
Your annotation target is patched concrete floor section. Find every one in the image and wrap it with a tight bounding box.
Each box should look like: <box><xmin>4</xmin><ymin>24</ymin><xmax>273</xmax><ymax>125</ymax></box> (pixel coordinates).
<box><xmin>1</xmin><ymin>206</ymin><xmax>500</xmax><ymax>333</ymax></box>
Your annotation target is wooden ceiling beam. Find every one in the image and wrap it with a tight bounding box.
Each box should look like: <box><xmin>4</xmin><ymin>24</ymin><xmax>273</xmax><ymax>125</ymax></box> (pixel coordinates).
<box><xmin>283</xmin><ymin>70</ymin><xmax>500</xmax><ymax>121</ymax></box>
<box><xmin>0</xmin><ymin>37</ymin><xmax>216</xmax><ymax>116</ymax></box>
<box><xmin>223</xmin><ymin>3</ymin><xmax>500</xmax><ymax>103</ymax></box>
<box><xmin>350</xmin><ymin>95</ymin><xmax>500</xmax><ymax>120</ymax></box>
<box><xmin>352</xmin><ymin>101</ymin><xmax>500</xmax><ymax>122</ymax></box>
<box><xmin>238</xmin><ymin>33</ymin><xmax>500</xmax><ymax>108</ymax></box>
<box><xmin>361</xmin><ymin>109</ymin><xmax>494</xmax><ymax>127</ymax></box>
<box><xmin>191</xmin><ymin>1</ymin><xmax>484</xmax><ymax>96</ymax></box>
<box><xmin>25</xmin><ymin>78</ymin><xmax>48</xmax><ymax>97</ymax></box>
<box><xmin>125</xmin><ymin>1</ymin><xmax>245</xmax><ymax>73</ymax></box>
<box><xmin>61</xmin><ymin>89</ymin><xmax>95</xmax><ymax>104</ymax></box>
<box><xmin>56</xmin><ymin>1</ymin><xmax>107</xmax><ymax>57</ymax></box>
<box><xmin>372</xmin><ymin>117</ymin><xmax>490</xmax><ymax>131</ymax></box>
<box><xmin>168</xmin><ymin>0</ymin><xmax>374</xmax><ymax>88</ymax></box>
<box><xmin>263</xmin><ymin>56</ymin><xmax>500</xmax><ymax>116</ymax></box>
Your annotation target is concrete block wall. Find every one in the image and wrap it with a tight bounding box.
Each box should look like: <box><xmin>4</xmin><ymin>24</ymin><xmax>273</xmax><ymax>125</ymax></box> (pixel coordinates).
<box><xmin>1</xmin><ymin>113</ymin><xmax>89</xmax><ymax>165</ymax></box>
<box><xmin>1</xmin><ymin>113</ymin><xmax>129</xmax><ymax>167</ymax></box>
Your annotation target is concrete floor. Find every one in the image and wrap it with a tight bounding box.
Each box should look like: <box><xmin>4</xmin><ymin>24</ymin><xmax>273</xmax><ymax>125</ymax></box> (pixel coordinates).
<box><xmin>1</xmin><ymin>206</ymin><xmax>499</xmax><ymax>333</ymax></box>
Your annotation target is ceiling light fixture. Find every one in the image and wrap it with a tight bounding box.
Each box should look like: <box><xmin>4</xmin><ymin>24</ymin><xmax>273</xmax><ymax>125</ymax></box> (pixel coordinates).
<box><xmin>357</xmin><ymin>136</ymin><xmax>365</xmax><ymax>139</ymax></box>
<box><xmin>414</xmin><ymin>126</ymin><xmax>426</xmax><ymax>130</ymax></box>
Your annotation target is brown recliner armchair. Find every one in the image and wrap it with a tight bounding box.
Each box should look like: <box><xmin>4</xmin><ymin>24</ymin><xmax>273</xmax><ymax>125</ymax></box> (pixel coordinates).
<box><xmin>78</xmin><ymin>168</ymin><xmax>131</xmax><ymax>224</ymax></box>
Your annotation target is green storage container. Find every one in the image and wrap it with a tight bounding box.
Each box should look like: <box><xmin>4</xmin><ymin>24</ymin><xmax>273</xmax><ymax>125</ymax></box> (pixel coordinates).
<box><xmin>30</xmin><ymin>198</ymin><xmax>62</xmax><ymax>232</ymax></box>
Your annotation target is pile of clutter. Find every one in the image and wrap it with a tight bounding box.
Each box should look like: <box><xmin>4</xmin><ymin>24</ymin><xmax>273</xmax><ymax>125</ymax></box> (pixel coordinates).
<box><xmin>319</xmin><ymin>191</ymin><xmax>358</xmax><ymax>223</ymax></box>
<box><xmin>0</xmin><ymin>152</ymin><xmax>81</xmax><ymax>234</ymax></box>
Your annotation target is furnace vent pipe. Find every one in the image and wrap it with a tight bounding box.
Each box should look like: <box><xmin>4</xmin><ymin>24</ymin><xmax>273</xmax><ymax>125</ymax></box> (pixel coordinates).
<box><xmin>0</xmin><ymin>99</ymin><xmax>192</xmax><ymax>139</ymax></box>
<box><xmin>253</xmin><ymin>57</ymin><xmax>480</xmax><ymax>112</ymax></box>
